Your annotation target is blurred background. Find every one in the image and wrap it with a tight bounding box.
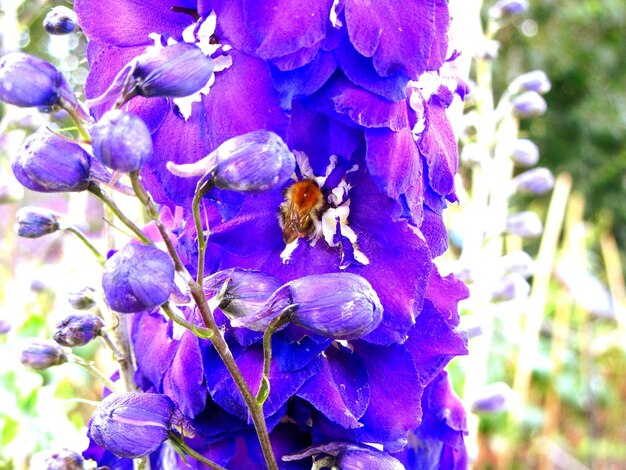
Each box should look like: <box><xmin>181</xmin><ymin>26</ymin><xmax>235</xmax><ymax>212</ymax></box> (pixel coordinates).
<box><xmin>0</xmin><ymin>0</ymin><xmax>625</xmax><ymax>469</ymax></box>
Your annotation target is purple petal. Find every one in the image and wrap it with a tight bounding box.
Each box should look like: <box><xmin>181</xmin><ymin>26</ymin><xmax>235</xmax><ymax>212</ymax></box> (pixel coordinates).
<box><xmin>344</xmin><ymin>0</ymin><xmax>439</xmax><ymax>79</ymax></box>
<box><xmin>131</xmin><ymin>311</ymin><xmax>176</xmax><ymax>391</ymax></box>
<box><xmin>426</xmin><ymin>0</ymin><xmax>452</xmax><ymax>71</ymax></box>
<box><xmin>418</xmin><ymin>99</ymin><xmax>459</xmax><ymax>199</ymax></box>
<box><xmin>75</xmin><ymin>0</ymin><xmax>194</xmax><ymax>46</ymax></box>
<box><xmin>141</xmin><ymin>104</ymin><xmax>208</xmax><ymax>207</ymax></box>
<box><xmin>420</xmin><ymin>206</ymin><xmax>448</xmax><ymax>257</ymax></box>
<box><xmin>203</xmin><ymin>51</ymin><xmax>289</xmax><ymax>149</ymax></box>
<box><xmin>163</xmin><ymin>329</ymin><xmax>206</xmax><ymax>418</ymax></box>
<box><xmin>272</xmin><ymin>333</ymin><xmax>332</xmax><ymax>372</ymax></box>
<box><xmin>354</xmin><ymin>341</ymin><xmax>421</xmax><ymax>447</ymax></box>
<box><xmin>334</xmin><ymin>36</ymin><xmax>409</xmax><ymax>101</ymax></box>
<box><xmin>243</xmin><ymin>0</ymin><xmax>333</xmax><ymax>59</ymax></box>
<box><xmin>297</xmin><ymin>344</ymin><xmax>370</xmax><ymax>429</ymax></box>
<box><xmin>364</xmin><ymin>127</ymin><xmax>423</xmax><ymax>211</ymax></box>
<box><xmin>425</xmin><ymin>267</ymin><xmax>469</xmax><ymax>329</ymax></box>
<box><xmin>405</xmin><ymin>300</ymin><xmax>468</xmax><ymax>387</ymax></box>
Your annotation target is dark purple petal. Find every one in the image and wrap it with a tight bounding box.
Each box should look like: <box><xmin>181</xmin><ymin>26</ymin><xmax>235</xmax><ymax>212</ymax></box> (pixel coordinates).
<box><xmin>425</xmin><ymin>267</ymin><xmax>469</xmax><ymax>329</ymax></box>
<box><xmin>131</xmin><ymin>311</ymin><xmax>177</xmax><ymax>391</ymax></box>
<box><xmin>344</xmin><ymin>0</ymin><xmax>439</xmax><ymax>79</ymax></box>
<box><xmin>405</xmin><ymin>300</ymin><xmax>468</xmax><ymax>388</ymax></box>
<box><xmin>426</xmin><ymin>0</ymin><xmax>451</xmax><ymax>71</ymax></box>
<box><xmin>203</xmin><ymin>51</ymin><xmax>289</xmax><ymax>150</ymax></box>
<box><xmin>243</xmin><ymin>0</ymin><xmax>333</xmax><ymax>59</ymax></box>
<box><xmin>272</xmin><ymin>333</ymin><xmax>331</xmax><ymax>372</ymax></box>
<box><xmin>353</xmin><ymin>341</ymin><xmax>421</xmax><ymax>447</ymax></box>
<box><xmin>364</xmin><ymin>127</ymin><xmax>422</xmax><ymax>212</ymax></box>
<box><xmin>163</xmin><ymin>329</ymin><xmax>206</xmax><ymax>418</ymax></box>
<box><xmin>418</xmin><ymin>99</ymin><xmax>459</xmax><ymax>199</ymax></box>
<box><xmin>75</xmin><ymin>0</ymin><xmax>194</xmax><ymax>46</ymax></box>
<box><xmin>420</xmin><ymin>206</ymin><xmax>448</xmax><ymax>257</ymax></box>
<box><xmin>297</xmin><ymin>344</ymin><xmax>369</xmax><ymax>429</ymax></box>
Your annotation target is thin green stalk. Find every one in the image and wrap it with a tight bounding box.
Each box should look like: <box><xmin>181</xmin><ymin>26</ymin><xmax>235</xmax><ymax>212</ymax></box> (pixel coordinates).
<box><xmin>192</xmin><ymin>176</ymin><xmax>212</xmax><ymax>284</ymax></box>
<box><xmin>168</xmin><ymin>433</ymin><xmax>228</xmax><ymax>470</ymax></box>
<box><xmin>60</xmin><ymin>97</ymin><xmax>91</xmax><ymax>142</ymax></box>
<box><xmin>69</xmin><ymin>355</ymin><xmax>120</xmax><ymax>392</ymax></box>
<box><xmin>161</xmin><ymin>302</ymin><xmax>213</xmax><ymax>339</ymax></box>
<box><xmin>258</xmin><ymin>307</ymin><xmax>295</xmax><ymax>404</ymax></box>
<box><xmin>64</xmin><ymin>226</ymin><xmax>106</xmax><ymax>265</ymax></box>
<box><xmin>88</xmin><ymin>182</ymin><xmax>152</xmax><ymax>245</ymax></box>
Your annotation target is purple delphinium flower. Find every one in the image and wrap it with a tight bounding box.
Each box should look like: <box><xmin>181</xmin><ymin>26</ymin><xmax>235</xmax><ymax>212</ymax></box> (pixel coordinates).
<box><xmin>76</xmin><ymin>0</ymin><xmax>470</xmax><ymax>466</ymax></box>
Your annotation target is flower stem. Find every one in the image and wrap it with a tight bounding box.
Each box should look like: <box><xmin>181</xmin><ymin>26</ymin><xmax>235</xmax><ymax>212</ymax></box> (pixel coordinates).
<box><xmin>88</xmin><ymin>182</ymin><xmax>153</xmax><ymax>245</ymax></box>
<box><xmin>60</xmin><ymin>97</ymin><xmax>91</xmax><ymax>142</ymax></box>
<box><xmin>161</xmin><ymin>302</ymin><xmax>213</xmax><ymax>339</ymax></box>
<box><xmin>68</xmin><ymin>354</ymin><xmax>120</xmax><ymax>392</ymax></box>
<box><xmin>192</xmin><ymin>176</ymin><xmax>211</xmax><ymax>284</ymax></box>
<box><xmin>258</xmin><ymin>307</ymin><xmax>295</xmax><ymax>404</ymax></box>
<box><xmin>168</xmin><ymin>433</ymin><xmax>227</xmax><ymax>470</ymax></box>
<box><xmin>64</xmin><ymin>226</ymin><xmax>106</xmax><ymax>265</ymax></box>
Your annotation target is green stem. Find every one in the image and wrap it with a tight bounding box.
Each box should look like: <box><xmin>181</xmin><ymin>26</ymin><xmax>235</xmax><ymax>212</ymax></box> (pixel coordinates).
<box><xmin>69</xmin><ymin>355</ymin><xmax>120</xmax><ymax>392</ymax></box>
<box><xmin>168</xmin><ymin>433</ymin><xmax>227</xmax><ymax>470</ymax></box>
<box><xmin>257</xmin><ymin>307</ymin><xmax>295</xmax><ymax>404</ymax></box>
<box><xmin>161</xmin><ymin>302</ymin><xmax>213</xmax><ymax>339</ymax></box>
<box><xmin>192</xmin><ymin>177</ymin><xmax>212</xmax><ymax>285</ymax></box>
<box><xmin>101</xmin><ymin>333</ymin><xmax>124</xmax><ymax>361</ymax></box>
<box><xmin>88</xmin><ymin>182</ymin><xmax>153</xmax><ymax>245</ymax></box>
<box><xmin>64</xmin><ymin>226</ymin><xmax>106</xmax><ymax>265</ymax></box>
<box><xmin>128</xmin><ymin>172</ymin><xmax>190</xmax><ymax>280</ymax></box>
<box><xmin>60</xmin><ymin>97</ymin><xmax>91</xmax><ymax>142</ymax></box>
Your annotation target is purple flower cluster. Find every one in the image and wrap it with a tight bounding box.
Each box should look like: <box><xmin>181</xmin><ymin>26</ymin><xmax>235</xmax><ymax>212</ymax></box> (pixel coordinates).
<box><xmin>66</xmin><ymin>0</ymin><xmax>470</xmax><ymax>467</ymax></box>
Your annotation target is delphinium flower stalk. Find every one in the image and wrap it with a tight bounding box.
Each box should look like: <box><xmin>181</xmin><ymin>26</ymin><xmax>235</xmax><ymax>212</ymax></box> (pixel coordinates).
<box><xmin>3</xmin><ymin>1</ymin><xmax>474</xmax><ymax>469</ymax></box>
<box><xmin>450</xmin><ymin>0</ymin><xmax>555</xmax><ymax>464</ymax></box>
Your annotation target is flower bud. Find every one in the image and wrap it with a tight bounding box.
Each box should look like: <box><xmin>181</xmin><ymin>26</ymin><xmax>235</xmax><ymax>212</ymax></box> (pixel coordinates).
<box><xmin>43</xmin><ymin>6</ymin><xmax>77</xmax><ymax>35</ymax></box>
<box><xmin>44</xmin><ymin>448</ymin><xmax>85</xmax><ymax>470</ymax></box>
<box><xmin>510</xmin><ymin>138</ymin><xmax>540</xmax><ymax>167</ymax></box>
<box><xmin>15</xmin><ymin>207</ymin><xmax>62</xmax><ymax>238</ymax></box>
<box><xmin>491</xmin><ymin>273</ymin><xmax>530</xmax><ymax>301</ymax></box>
<box><xmin>471</xmin><ymin>382</ymin><xmax>513</xmax><ymax>414</ymax></box>
<box><xmin>12</xmin><ymin>132</ymin><xmax>91</xmax><ymax>193</ymax></box>
<box><xmin>68</xmin><ymin>286</ymin><xmax>97</xmax><ymax>310</ymax></box>
<box><xmin>53</xmin><ymin>313</ymin><xmax>104</xmax><ymax>347</ymax></box>
<box><xmin>102</xmin><ymin>244</ymin><xmax>175</xmax><ymax>313</ymax></box>
<box><xmin>90</xmin><ymin>392</ymin><xmax>176</xmax><ymax>459</ymax></box>
<box><xmin>489</xmin><ymin>0</ymin><xmax>529</xmax><ymax>19</ymax></box>
<box><xmin>203</xmin><ymin>268</ymin><xmax>282</xmax><ymax>319</ymax></box>
<box><xmin>0</xmin><ymin>318</ymin><xmax>11</xmax><ymax>335</ymax></box>
<box><xmin>511</xmin><ymin>91</ymin><xmax>547</xmax><ymax>118</ymax></box>
<box><xmin>167</xmin><ymin>130</ymin><xmax>296</xmax><ymax>193</ymax></box>
<box><xmin>132</xmin><ymin>42</ymin><xmax>214</xmax><ymax>99</ymax></box>
<box><xmin>20</xmin><ymin>340</ymin><xmax>67</xmax><ymax>370</ymax></box>
<box><xmin>0</xmin><ymin>52</ymin><xmax>76</xmax><ymax>108</ymax></box>
<box><xmin>508</xmin><ymin>70</ymin><xmax>551</xmax><ymax>95</ymax></box>
<box><xmin>232</xmin><ymin>273</ymin><xmax>383</xmax><ymax>340</ymax></box>
<box><xmin>500</xmin><ymin>251</ymin><xmax>534</xmax><ymax>278</ymax></box>
<box><xmin>90</xmin><ymin>109</ymin><xmax>153</xmax><ymax>172</ymax></box>
<box><xmin>512</xmin><ymin>167</ymin><xmax>555</xmax><ymax>195</ymax></box>
<box><xmin>506</xmin><ymin>211</ymin><xmax>543</xmax><ymax>238</ymax></box>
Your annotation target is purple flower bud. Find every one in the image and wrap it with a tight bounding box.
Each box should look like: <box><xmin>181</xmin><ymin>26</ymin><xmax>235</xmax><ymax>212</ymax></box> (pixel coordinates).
<box><xmin>203</xmin><ymin>268</ymin><xmax>282</xmax><ymax>319</ymax></box>
<box><xmin>90</xmin><ymin>392</ymin><xmax>177</xmax><ymax>459</ymax></box>
<box><xmin>167</xmin><ymin>130</ymin><xmax>296</xmax><ymax>193</ymax></box>
<box><xmin>15</xmin><ymin>206</ymin><xmax>62</xmax><ymax>238</ymax></box>
<box><xmin>506</xmin><ymin>211</ymin><xmax>543</xmax><ymax>238</ymax></box>
<box><xmin>0</xmin><ymin>53</ymin><xmax>76</xmax><ymax>108</ymax></box>
<box><xmin>489</xmin><ymin>0</ymin><xmax>529</xmax><ymax>18</ymax></box>
<box><xmin>132</xmin><ymin>42</ymin><xmax>214</xmax><ymax>99</ymax></box>
<box><xmin>512</xmin><ymin>167</ymin><xmax>555</xmax><ymax>195</ymax></box>
<box><xmin>12</xmin><ymin>132</ymin><xmax>91</xmax><ymax>193</ymax></box>
<box><xmin>511</xmin><ymin>91</ymin><xmax>547</xmax><ymax>118</ymax></box>
<box><xmin>491</xmin><ymin>273</ymin><xmax>530</xmax><ymax>301</ymax></box>
<box><xmin>20</xmin><ymin>340</ymin><xmax>67</xmax><ymax>370</ymax></box>
<box><xmin>67</xmin><ymin>286</ymin><xmax>97</xmax><ymax>310</ymax></box>
<box><xmin>90</xmin><ymin>109</ymin><xmax>153</xmax><ymax>172</ymax></box>
<box><xmin>43</xmin><ymin>448</ymin><xmax>85</xmax><ymax>470</ymax></box>
<box><xmin>510</xmin><ymin>138</ymin><xmax>540</xmax><ymax>167</ymax></box>
<box><xmin>53</xmin><ymin>313</ymin><xmax>104</xmax><ymax>347</ymax></box>
<box><xmin>43</xmin><ymin>7</ymin><xmax>77</xmax><ymax>35</ymax></box>
<box><xmin>102</xmin><ymin>244</ymin><xmax>175</xmax><ymax>313</ymax></box>
<box><xmin>233</xmin><ymin>273</ymin><xmax>383</xmax><ymax>340</ymax></box>
<box><xmin>471</xmin><ymin>382</ymin><xmax>513</xmax><ymax>414</ymax></box>
<box><xmin>0</xmin><ymin>318</ymin><xmax>11</xmax><ymax>335</ymax></box>
<box><xmin>500</xmin><ymin>250</ymin><xmax>534</xmax><ymax>278</ymax></box>
<box><xmin>508</xmin><ymin>70</ymin><xmax>551</xmax><ymax>95</ymax></box>
<box><xmin>337</xmin><ymin>447</ymin><xmax>405</xmax><ymax>470</ymax></box>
